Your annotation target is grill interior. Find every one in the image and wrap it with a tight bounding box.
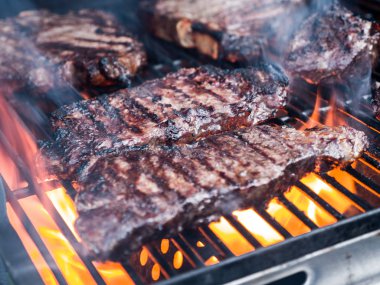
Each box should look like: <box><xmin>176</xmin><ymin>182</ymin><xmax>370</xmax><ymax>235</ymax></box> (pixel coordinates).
<box><xmin>1</xmin><ymin>1</ymin><xmax>380</xmax><ymax>285</ymax></box>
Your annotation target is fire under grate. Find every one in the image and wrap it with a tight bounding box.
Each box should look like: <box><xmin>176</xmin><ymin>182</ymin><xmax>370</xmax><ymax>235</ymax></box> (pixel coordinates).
<box><xmin>1</xmin><ymin>2</ymin><xmax>380</xmax><ymax>285</ymax></box>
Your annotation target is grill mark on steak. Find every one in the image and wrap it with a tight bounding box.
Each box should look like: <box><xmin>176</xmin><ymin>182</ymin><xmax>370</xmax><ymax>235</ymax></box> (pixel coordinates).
<box><xmin>235</xmin><ymin>134</ymin><xmax>276</xmax><ymax>164</ymax></box>
<box><xmin>43</xmin><ymin>64</ymin><xmax>288</xmax><ymax>180</ymax></box>
<box><xmin>160</xmin><ymin>151</ymin><xmax>202</xmax><ymax>191</ymax></box>
<box><xmin>74</xmin><ymin>125</ymin><xmax>368</xmax><ymax>260</ymax></box>
<box><xmin>190</xmin><ymin>146</ymin><xmax>236</xmax><ymax>187</ymax></box>
<box><xmin>127</xmin><ymin>97</ymin><xmax>162</xmax><ymax>124</ymax></box>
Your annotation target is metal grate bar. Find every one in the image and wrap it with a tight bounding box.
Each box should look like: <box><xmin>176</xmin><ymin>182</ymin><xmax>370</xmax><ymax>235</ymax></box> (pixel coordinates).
<box><xmin>362</xmin><ymin>153</ymin><xmax>380</xmax><ymax>170</ymax></box>
<box><xmin>199</xmin><ymin>226</ymin><xmax>234</xmax><ymax>258</ymax></box>
<box><xmin>171</xmin><ymin>236</ymin><xmax>204</xmax><ymax>268</ymax></box>
<box><xmin>254</xmin><ymin>207</ymin><xmax>292</xmax><ymax>239</ymax></box>
<box><xmin>277</xmin><ymin>194</ymin><xmax>318</xmax><ymax>230</ymax></box>
<box><xmin>120</xmin><ymin>261</ymin><xmax>144</xmax><ymax>285</ymax></box>
<box><xmin>2</xmin><ymin>177</ymin><xmax>68</xmax><ymax>285</ymax></box>
<box><xmin>344</xmin><ymin>165</ymin><xmax>380</xmax><ymax>195</ymax></box>
<box><xmin>146</xmin><ymin>245</ymin><xmax>176</xmax><ymax>278</ymax></box>
<box><xmin>285</xmin><ymin>105</ymin><xmax>313</xmax><ymax>123</ymax></box>
<box><xmin>224</xmin><ymin>215</ymin><xmax>263</xmax><ymax>249</ymax></box>
<box><xmin>0</xmin><ymin>178</ymin><xmax>45</xmax><ymax>285</ymax></box>
<box><xmin>179</xmin><ymin>229</ymin><xmax>223</xmax><ymax>263</ymax></box>
<box><xmin>319</xmin><ymin>173</ymin><xmax>374</xmax><ymax>212</ymax></box>
<box><xmin>295</xmin><ymin>182</ymin><xmax>345</xmax><ymax>220</ymax></box>
<box><xmin>11</xmin><ymin>180</ymin><xmax>61</xmax><ymax>200</ymax></box>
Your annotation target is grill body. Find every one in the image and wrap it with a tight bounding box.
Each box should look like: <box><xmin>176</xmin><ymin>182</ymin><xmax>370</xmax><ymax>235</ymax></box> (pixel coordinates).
<box><xmin>0</xmin><ymin>1</ymin><xmax>380</xmax><ymax>285</ymax></box>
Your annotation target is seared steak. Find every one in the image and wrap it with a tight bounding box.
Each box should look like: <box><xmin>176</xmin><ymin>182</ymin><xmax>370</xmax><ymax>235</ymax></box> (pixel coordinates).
<box><xmin>74</xmin><ymin>125</ymin><xmax>368</xmax><ymax>260</ymax></box>
<box><xmin>44</xmin><ymin>64</ymin><xmax>288</xmax><ymax>180</ymax></box>
<box><xmin>140</xmin><ymin>0</ymin><xmax>310</xmax><ymax>62</ymax></box>
<box><xmin>0</xmin><ymin>10</ymin><xmax>146</xmax><ymax>94</ymax></box>
<box><xmin>285</xmin><ymin>2</ymin><xmax>380</xmax><ymax>85</ymax></box>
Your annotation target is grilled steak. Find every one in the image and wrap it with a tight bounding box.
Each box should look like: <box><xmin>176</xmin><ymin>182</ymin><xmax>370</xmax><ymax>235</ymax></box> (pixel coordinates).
<box><xmin>74</xmin><ymin>125</ymin><xmax>368</xmax><ymax>260</ymax></box>
<box><xmin>285</xmin><ymin>2</ymin><xmax>380</xmax><ymax>85</ymax></box>
<box><xmin>44</xmin><ymin>64</ymin><xmax>288</xmax><ymax>180</ymax></box>
<box><xmin>140</xmin><ymin>0</ymin><xmax>310</xmax><ymax>63</ymax></box>
<box><xmin>0</xmin><ymin>9</ymin><xmax>146</xmax><ymax>94</ymax></box>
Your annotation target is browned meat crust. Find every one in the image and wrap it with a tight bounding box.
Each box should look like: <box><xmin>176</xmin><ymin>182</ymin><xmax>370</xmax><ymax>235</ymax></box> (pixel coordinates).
<box><xmin>140</xmin><ymin>0</ymin><xmax>310</xmax><ymax>63</ymax></box>
<box><xmin>0</xmin><ymin>9</ymin><xmax>146</xmax><ymax>94</ymax></box>
<box><xmin>284</xmin><ymin>2</ymin><xmax>380</xmax><ymax>85</ymax></box>
<box><xmin>74</xmin><ymin>125</ymin><xmax>368</xmax><ymax>260</ymax></box>
<box><xmin>43</xmin><ymin>64</ymin><xmax>288</xmax><ymax>180</ymax></box>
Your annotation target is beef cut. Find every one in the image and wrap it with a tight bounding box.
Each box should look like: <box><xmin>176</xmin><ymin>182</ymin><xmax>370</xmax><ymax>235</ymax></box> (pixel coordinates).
<box><xmin>140</xmin><ymin>0</ymin><xmax>310</xmax><ymax>63</ymax></box>
<box><xmin>74</xmin><ymin>125</ymin><xmax>368</xmax><ymax>260</ymax></box>
<box><xmin>0</xmin><ymin>10</ymin><xmax>146</xmax><ymax>94</ymax></box>
<box><xmin>44</xmin><ymin>64</ymin><xmax>288</xmax><ymax>180</ymax></box>
<box><xmin>285</xmin><ymin>2</ymin><xmax>380</xmax><ymax>85</ymax></box>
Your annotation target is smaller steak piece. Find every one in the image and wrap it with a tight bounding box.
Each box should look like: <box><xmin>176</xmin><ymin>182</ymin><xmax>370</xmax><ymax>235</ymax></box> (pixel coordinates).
<box><xmin>74</xmin><ymin>125</ymin><xmax>368</xmax><ymax>260</ymax></box>
<box><xmin>45</xmin><ymin>64</ymin><xmax>288</xmax><ymax>180</ymax></box>
<box><xmin>0</xmin><ymin>10</ymin><xmax>146</xmax><ymax>94</ymax></box>
<box><xmin>140</xmin><ymin>0</ymin><xmax>310</xmax><ymax>63</ymax></box>
<box><xmin>285</xmin><ymin>2</ymin><xmax>380</xmax><ymax>85</ymax></box>
<box><xmin>16</xmin><ymin>10</ymin><xmax>146</xmax><ymax>90</ymax></box>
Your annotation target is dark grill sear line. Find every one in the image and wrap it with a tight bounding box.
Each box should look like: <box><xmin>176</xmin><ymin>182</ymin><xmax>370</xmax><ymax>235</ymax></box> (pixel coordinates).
<box><xmin>43</xmin><ymin>64</ymin><xmax>289</xmax><ymax>180</ymax></box>
<box><xmin>74</xmin><ymin>125</ymin><xmax>368</xmax><ymax>260</ymax></box>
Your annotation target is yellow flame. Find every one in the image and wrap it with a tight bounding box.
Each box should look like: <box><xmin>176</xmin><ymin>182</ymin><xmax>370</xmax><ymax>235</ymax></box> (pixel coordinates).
<box><xmin>160</xmin><ymin>239</ymin><xmax>170</xmax><ymax>254</ymax></box>
<box><xmin>209</xmin><ymin>217</ymin><xmax>254</xmax><ymax>256</ymax></box>
<box><xmin>151</xmin><ymin>264</ymin><xmax>161</xmax><ymax>281</ymax></box>
<box><xmin>301</xmin><ymin>173</ymin><xmax>362</xmax><ymax>216</ymax></box>
<box><xmin>285</xmin><ymin>186</ymin><xmax>336</xmax><ymax>227</ymax></box>
<box><xmin>204</xmin><ymin>256</ymin><xmax>219</xmax><ymax>266</ymax></box>
<box><xmin>266</xmin><ymin>198</ymin><xmax>310</xmax><ymax>236</ymax></box>
<box><xmin>173</xmin><ymin>251</ymin><xmax>183</xmax><ymax>269</ymax></box>
<box><xmin>233</xmin><ymin>209</ymin><xmax>284</xmax><ymax>247</ymax></box>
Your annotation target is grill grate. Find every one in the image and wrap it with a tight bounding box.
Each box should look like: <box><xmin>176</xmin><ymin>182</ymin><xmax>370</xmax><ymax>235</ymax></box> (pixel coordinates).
<box><xmin>1</xmin><ymin>17</ymin><xmax>380</xmax><ymax>285</ymax></box>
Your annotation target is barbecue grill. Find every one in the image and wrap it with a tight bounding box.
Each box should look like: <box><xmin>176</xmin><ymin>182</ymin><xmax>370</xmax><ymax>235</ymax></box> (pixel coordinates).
<box><xmin>1</xmin><ymin>1</ymin><xmax>380</xmax><ymax>285</ymax></box>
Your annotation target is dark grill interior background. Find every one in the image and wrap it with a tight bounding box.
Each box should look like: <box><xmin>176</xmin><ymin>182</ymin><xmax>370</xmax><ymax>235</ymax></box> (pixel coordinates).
<box><xmin>0</xmin><ymin>1</ymin><xmax>380</xmax><ymax>285</ymax></box>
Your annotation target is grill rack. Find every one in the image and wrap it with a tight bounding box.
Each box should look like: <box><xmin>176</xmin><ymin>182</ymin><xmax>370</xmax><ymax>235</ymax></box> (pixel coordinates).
<box><xmin>0</xmin><ymin>35</ymin><xmax>379</xmax><ymax>285</ymax></box>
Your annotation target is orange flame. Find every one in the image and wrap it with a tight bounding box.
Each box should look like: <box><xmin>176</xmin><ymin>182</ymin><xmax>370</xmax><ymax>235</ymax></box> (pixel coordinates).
<box><xmin>0</xmin><ymin>96</ymin><xmax>38</xmax><ymax>189</ymax></box>
<box><xmin>266</xmin><ymin>198</ymin><xmax>310</xmax><ymax>236</ymax></box>
<box><xmin>301</xmin><ymin>91</ymin><xmax>322</xmax><ymax>130</ymax></box>
<box><xmin>233</xmin><ymin>209</ymin><xmax>284</xmax><ymax>247</ymax></box>
<box><xmin>208</xmin><ymin>217</ymin><xmax>254</xmax><ymax>256</ymax></box>
<box><xmin>301</xmin><ymin>173</ymin><xmax>362</xmax><ymax>217</ymax></box>
<box><xmin>301</xmin><ymin>90</ymin><xmax>346</xmax><ymax>130</ymax></box>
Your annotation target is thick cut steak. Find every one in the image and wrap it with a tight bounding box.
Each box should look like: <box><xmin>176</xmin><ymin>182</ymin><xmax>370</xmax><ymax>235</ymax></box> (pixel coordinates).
<box><xmin>0</xmin><ymin>10</ymin><xmax>146</xmax><ymax>94</ymax></box>
<box><xmin>140</xmin><ymin>0</ymin><xmax>310</xmax><ymax>62</ymax></box>
<box><xmin>44</xmin><ymin>64</ymin><xmax>288</xmax><ymax>179</ymax></box>
<box><xmin>285</xmin><ymin>2</ymin><xmax>380</xmax><ymax>85</ymax></box>
<box><xmin>74</xmin><ymin>125</ymin><xmax>368</xmax><ymax>260</ymax></box>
